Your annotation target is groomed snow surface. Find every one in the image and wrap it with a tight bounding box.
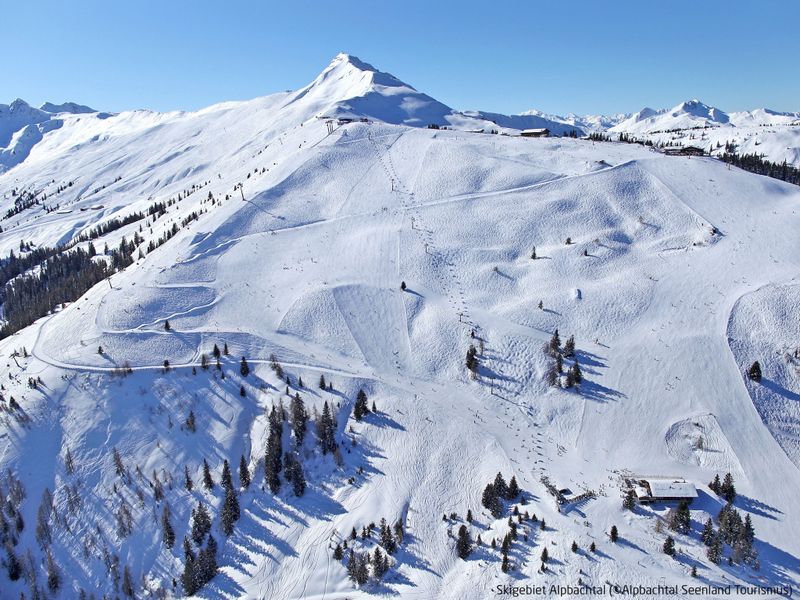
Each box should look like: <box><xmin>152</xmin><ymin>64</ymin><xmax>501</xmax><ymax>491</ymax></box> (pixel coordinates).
<box><xmin>0</xmin><ymin>55</ymin><xmax>799</xmax><ymax>599</ymax></box>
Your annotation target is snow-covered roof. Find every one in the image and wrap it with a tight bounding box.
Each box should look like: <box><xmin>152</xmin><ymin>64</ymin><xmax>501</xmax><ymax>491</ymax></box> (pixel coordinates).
<box><xmin>643</xmin><ymin>479</ymin><xmax>697</xmax><ymax>499</ymax></box>
<box><xmin>521</xmin><ymin>128</ymin><xmax>549</xmax><ymax>134</ymax></box>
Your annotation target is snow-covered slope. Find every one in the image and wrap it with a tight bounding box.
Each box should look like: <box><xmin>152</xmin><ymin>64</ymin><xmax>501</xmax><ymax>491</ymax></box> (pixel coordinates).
<box><xmin>0</xmin><ymin>55</ymin><xmax>799</xmax><ymax>599</ymax></box>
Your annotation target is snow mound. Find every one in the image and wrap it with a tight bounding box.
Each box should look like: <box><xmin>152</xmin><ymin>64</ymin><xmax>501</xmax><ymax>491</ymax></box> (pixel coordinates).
<box><xmin>665</xmin><ymin>414</ymin><xmax>744</xmax><ymax>475</ymax></box>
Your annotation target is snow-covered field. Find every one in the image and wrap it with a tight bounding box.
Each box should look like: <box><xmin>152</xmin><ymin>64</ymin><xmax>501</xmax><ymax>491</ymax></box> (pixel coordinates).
<box><xmin>0</xmin><ymin>54</ymin><xmax>798</xmax><ymax>599</ymax></box>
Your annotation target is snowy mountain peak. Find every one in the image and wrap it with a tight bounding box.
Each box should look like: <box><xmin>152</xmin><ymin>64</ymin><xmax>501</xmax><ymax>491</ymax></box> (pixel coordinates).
<box><xmin>40</xmin><ymin>101</ymin><xmax>97</xmax><ymax>114</ymax></box>
<box><xmin>310</xmin><ymin>52</ymin><xmax>418</xmax><ymax>97</ymax></box>
<box><xmin>9</xmin><ymin>97</ymin><xmax>30</xmax><ymax>109</ymax></box>
<box><xmin>4</xmin><ymin>98</ymin><xmax>40</xmax><ymax>116</ymax></box>
<box><xmin>671</xmin><ymin>99</ymin><xmax>729</xmax><ymax>123</ymax></box>
<box><xmin>287</xmin><ymin>53</ymin><xmax>451</xmax><ymax>126</ymax></box>
<box><xmin>329</xmin><ymin>52</ymin><xmax>380</xmax><ymax>75</ymax></box>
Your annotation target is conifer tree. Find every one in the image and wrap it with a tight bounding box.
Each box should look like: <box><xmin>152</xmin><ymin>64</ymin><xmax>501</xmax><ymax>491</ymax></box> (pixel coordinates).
<box><xmin>701</xmin><ymin>518</ymin><xmax>715</xmax><ymax>546</ymax></box>
<box><xmin>290</xmin><ymin>393</ymin><xmax>308</xmax><ymax>444</ymax></box>
<box><xmin>747</xmin><ymin>361</ymin><xmax>762</xmax><ymax>382</ymax></box>
<box><xmin>184</xmin><ymin>536</ymin><xmax>195</xmax><ymax>562</ymax></box>
<box><xmin>334</xmin><ymin>543</ymin><xmax>343</xmax><ymax>560</ymax></box>
<box><xmin>221</xmin><ymin>459</ymin><xmax>234</xmax><ymax>492</ymax></box>
<box><xmin>5</xmin><ymin>542</ymin><xmax>21</xmax><ymax>581</ymax></box>
<box><xmin>501</xmin><ymin>553</ymin><xmax>510</xmax><ymax>572</ymax></box>
<box><xmin>663</xmin><ymin>536</ymin><xmax>676</xmax><ymax>556</ymax></box>
<box><xmin>64</xmin><ymin>447</ymin><xmax>75</xmax><ymax>475</ymax></box>
<box><xmin>202</xmin><ymin>459</ymin><xmax>214</xmax><ymax>490</ymax></box>
<box><xmin>541</xmin><ymin>547</ymin><xmax>549</xmax><ymax>562</ymax></box>
<box><xmin>213</xmin><ymin>344</ymin><xmax>221</xmax><ymax>359</ymax></box>
<box><xmin>481</xmin><ymin>483</ymin><xmax>502</xmax><ymax>518</ymax></box>
<box><xmin>182</xmin><ymin>555</ymin><xmax>198</xmax><ymax>595</ymax></box>
<box><xmin>265</xmin><ymin>407</ymin><xmax>283</xmax><ymax>493</ymax></box>
<box><xmin>610</xmin><ymin>525</ymin><xmax>618</xmax><ymax>542</ymax></box>
<box><xmin>122</xmin><ymin>564</ymin><xmax>135</xmax><ymax>597</ymax></box>
<box><xmin>223</xmin><ymin>343</ymin><xmax>229</xmax><ymax>355</ymax></box>
<box><xmin>191</xmin><ymin>502</ymin><xmax>212</xmax><ymax>546</ymax></box>
<box><xmin>707</xmin><ymin>532</ymin><xmax>723</xmax><ymax>564</ymax></box>
<box><xmin>564</xmin><ymin>335</ymin><xmax>575</xmax><ymax>357</ymax></box>
<box><xmin>239</xmin><ymin>455</ymin><xmax>251</xmax><ymax>489</ymax></box>
<box><xmin>184</xmin><ymin>465</ymin><xmax>193</xmax><ymax>491</ymax></box>
<box><xmin>285</xmin><ymin>453</ymin><xmax>306</xmax><ymax>497</ymax></box>
<box><xmin>571</xmin><ymin>540</ymin><xmax>579</xmax><ymax>553</ymax></box>
<box><xmin>493</xmin><ymin>473</ymin><xmax>508</xmax><ymax>498</ymax></box>
<box><xmin>507</xmin><ymin>476</ymin><xmax>520</xmax><ymax>499</ymax></box>
<box><xmin>570</xmin><ymin>360</ymin><xmax>582</xmax><ymax>384</ymax></box>
<box><xmin>394</xmin><ymin>519</ymin><xmax>404</xmax><ymax>544</ymax></box>
<box><xmin>46</xmin><ymin>551</ymin><xmax>60</xmax><ymax>593</ymax></box>
<box><xmin>240</xmin><ymin>357</ymin><xmax>250</xmax><ymax>377</ymax></box>
<box><xmin>221</xmin><ymin>487</ymin><xmax>240</xmax><ymax>536</ymax></box>
<box><xmin>623</xmin><ymin>489</ymin><xmax>637</xmax><ymax>510</ymax></box>
<box><xmin>164</xmin><ymin>320</ymin><xmax>171</xmax><ymax>331</ymax></box>
<box><xmin>346</xmin><ymin>550</ymin><xmax>358</xmax><ymax>582</ymax></box>
<box><xmin>113</xmin><ymin>446</ymin><xmax>125</xmax><ymax>477</ymax></box>
<box><xmin>380</xmin><ymin>519</ymin><xmax>397</xmax><ymax>553</ymax></box>
<box><xmin>735</xmin><ymin>514</ymin><xmax>757</xmax><ymax>565</ymax></box>
<box><xmin>354</xmin><ymin>389</ymin><xmax>370</xmax><ymax>421</ymax></box>
<box><xmin>356</xmin><ymin>553</ymin><xmax>370</xmax><ymax>585</ymax></box>
<box><xmin>709</xmin><ymin>473</ymin><xmax>721</xmax><ymax>494</ymax></box>
<box><xmin>720</xmin><ymin>472</ymin><xmax>736</xmax><ymax>503</ymax></box>
<box><xmin>456</xmin><ymin>524</ymin><xmax>472</xmax><ymax>559</ymax></box>
<box><xmin>317</xmin><ymin>401</ymin><xmax>337</xmax><ymax>454</ymax></box>
<box><xmin>549</xmin><ymin>329</ymin><xmax>561</xmax><ymax>354</ymax></box>
<box><xmin>198</xmin><ymin>535</ymin><xmax>218</xmax><ymax>586</ymax></box>
<box><xmin>186</xmin><ymin>410</ymin><xmax>196</xmax><ymax>432</ymax></box>
<box><xmin>162</xmin><ymin>505</ymin><xmax>176</xmax><ymax>549</ymax></box>
<box><xmin>373</xmin><ymin>546</ymin><xmax>387</xmax><ymax>578</ymax></box>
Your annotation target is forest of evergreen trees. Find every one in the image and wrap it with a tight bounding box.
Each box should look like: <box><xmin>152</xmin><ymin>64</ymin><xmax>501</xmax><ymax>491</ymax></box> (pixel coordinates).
<box><xmin>0</xmin><ymin>232</ymin><xmax>144</xmax><ymax>339</ymax></box>
<box><xmin>77</xmin><ymin>211</ymin><xmax>145</xmax><ymax>242</ymax></box>
<box><xmin>0</xmin><ymin>246</ymin><xmax>111</xmax><ymax>338</ymax></box>
<box><xmin>719</xmin><ymin>151</ymin><xmax>800</xmax><ymax>185</ymax></box>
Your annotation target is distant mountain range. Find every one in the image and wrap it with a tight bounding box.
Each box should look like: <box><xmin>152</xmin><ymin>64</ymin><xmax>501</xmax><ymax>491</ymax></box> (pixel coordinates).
<box><xmin>2</xmin><ymin>53</ymin><xmax>799</xmax><ymax>175</ymax></box>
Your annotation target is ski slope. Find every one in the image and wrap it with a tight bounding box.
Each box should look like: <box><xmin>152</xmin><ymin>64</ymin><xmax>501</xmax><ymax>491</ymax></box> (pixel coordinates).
<box><xmin>0</xmin><ymin>55</ymin><xmax>799</xmax><ymax>599</ymax></box>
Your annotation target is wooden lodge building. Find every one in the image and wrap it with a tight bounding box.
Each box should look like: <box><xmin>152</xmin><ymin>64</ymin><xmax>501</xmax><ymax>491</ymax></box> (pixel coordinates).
<box><xmin>663</xmin><ymin>145</ymin><xmax>705</xmax><ymax>156</ymax></box>
<box><xmin>634</xmin><ymin>478</ymin><xmax>698</xmax><ymax>504</ymax></box>
<box><xmin>520</xmin><ymin>128</ymin><xmax>550</xmax><ymax>138</ymax></box>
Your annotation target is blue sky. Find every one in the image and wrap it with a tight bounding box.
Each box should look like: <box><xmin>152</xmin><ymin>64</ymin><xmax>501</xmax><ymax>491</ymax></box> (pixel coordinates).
<box><xmin>4</xmin><ymin>0</ymin><xmax>799</xmax><ymax>116</ymax></box>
